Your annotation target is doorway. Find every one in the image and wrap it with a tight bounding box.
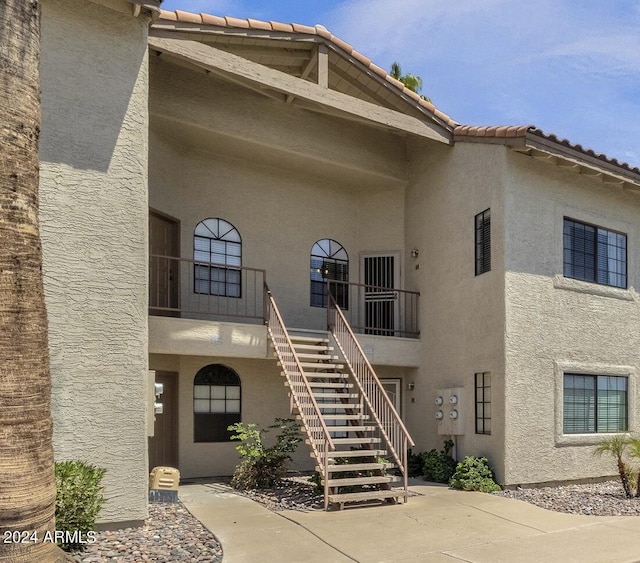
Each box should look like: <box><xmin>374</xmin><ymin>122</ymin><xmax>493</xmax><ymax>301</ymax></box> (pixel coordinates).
<box><xmin>149</xmin><ymin>210</ymin><xmax>180</xmax><ymax>314</ymax></box>
<box><xmin>148</xmin><ymin>371</ymin><xmax>179</xmax><ymax>470</ymax></box>
<box><xmin>361</xmin><ymin>253</ymin><xmax>400</xmax><ymax>336</ymax></box>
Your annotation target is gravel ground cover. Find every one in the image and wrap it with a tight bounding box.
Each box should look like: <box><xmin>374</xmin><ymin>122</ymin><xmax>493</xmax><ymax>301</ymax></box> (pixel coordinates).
<box><xmin>68</xmin><ymin>477</ymin><xmax>640</xmax><ymax>561</ymax></box>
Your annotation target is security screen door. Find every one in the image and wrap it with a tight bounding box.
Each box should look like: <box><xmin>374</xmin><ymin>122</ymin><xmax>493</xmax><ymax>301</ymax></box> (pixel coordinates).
<box><xmin>362</xmin><ymin>253</ymin><xmax>399</xmax><ymax>336</ymax></box>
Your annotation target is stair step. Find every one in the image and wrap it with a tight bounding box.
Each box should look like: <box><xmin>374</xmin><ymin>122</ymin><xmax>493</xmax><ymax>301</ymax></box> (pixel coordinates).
<box><xmin>328</xmin><ymin>490</ymin><xmax>405</xmax><ymax>505</ymax></box>
<box><xmin>296</xmin><ymin>352</ymin><xmax>341</xmax><ymax>361</ymax></box>
<box><xmin>314</xmin><ymin>449</ymin><xmax>386</xmax><ymax>459</ymax></box>
<box><xmin>304</xmin><ymin>373</ymin><xmax>349</xmax><ymax>380</ymax></box>
<box><xmin>325</xmin><ymin>476</ymin><xmax>400</xmax><ymax>487</ymax></box>
<box><xmin>322</xmin><ymin>414</ymin><xmax>369</xmax><ymax>420</ymax></box>
<box><xmin>313</xmin><ymin>392</ymin><xmax>359</xmax><ymax>399</ymax></box>
<box><xmin>332</xmin><ymin>437</ymin><xmax>381</xmax><ymax>445</ymax></box>
<box><xmin>293</xmin><ymin>344</ymin><xmax>334</xmax><ymax>352</ymax></box>
<box><xmin>322</xmin><ymin>462</ymin><xmax>395</xmax><ymax>472</ymax></box>
<box><xmin>289</xmin><ymin>336</ymin><xmax>330</xmax><ymax>344</ymax></box>
<box><xmin>299</xmin><ymin>362</ymin><xmax>344</xmax><ymax>370</ymax></box>
<box><xmin>308</xmin><ymin>382</ymin><xmax>353</xmax><ymax>389</ymax></box>
<box><xmin>327</xmin><ymin>426</ymin><xmax>375</xmax><ymax>433</ymax></box>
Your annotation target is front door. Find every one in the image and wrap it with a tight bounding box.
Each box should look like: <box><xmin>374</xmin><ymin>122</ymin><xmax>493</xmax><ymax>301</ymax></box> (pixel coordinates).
<box><xmin>149</xmin><ymin>211</ymin><xmax>180</xmax><ymax>313</ymax></box>
<box><xmin>148</xmin><ymin>371</ymin><xmax>179</xmax><ymax>470</ymax></box>
<box><xmin>362</xmin><ymin>253</ymin><xmax>400</xmax><ymax>336</ymax></box>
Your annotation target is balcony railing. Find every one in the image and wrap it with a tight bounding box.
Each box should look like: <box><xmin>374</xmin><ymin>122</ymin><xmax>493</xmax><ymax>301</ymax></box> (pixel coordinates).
<box><xmin>149</xmin><ymin>255</ymin><xmax>419</xmax><ymax>338</ymax></box>
<box><xmin>149</xmin><ymin>254</ymin><xmax>266</xmax><ymax>322</ymax></box>
<box><xmin>326</xmin><ymin>280</ymin><xmax>419</xmax><ymax>339</ymax></box>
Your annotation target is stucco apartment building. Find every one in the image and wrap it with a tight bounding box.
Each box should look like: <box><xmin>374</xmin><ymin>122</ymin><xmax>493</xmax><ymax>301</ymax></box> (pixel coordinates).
<box><xmin>39</xmin><ymin>0</ymin><xmax>640</xmax><ymax>525</ymax></box>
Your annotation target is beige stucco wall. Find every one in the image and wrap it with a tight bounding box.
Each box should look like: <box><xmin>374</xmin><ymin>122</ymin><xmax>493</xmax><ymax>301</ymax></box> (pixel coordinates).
<box><xmin>148</xmin><ymin>58</ymin><xmax>408</xmax><ymax>331</ymax></box>
<box><xmin>503</xmin><ymin>150</ymin><xmax>640</xmax><ymax>485</ymax></box>
<box><xmin>405</xmin><ymin>140</ymin><xmax>507</xmax><ymax>479</ymax></box>
<box><xmin>40</xmin><ymin>0</ymin><xmax>150</xmax><ymax>523</ymax></box>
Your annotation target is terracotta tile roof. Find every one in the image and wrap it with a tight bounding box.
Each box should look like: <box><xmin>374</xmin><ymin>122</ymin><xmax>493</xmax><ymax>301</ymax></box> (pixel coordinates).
<box><xmin>455</xmin><ymin>125</ymin><xmax>640</xmax><ymax>177</ymax></box>
<box><xmin>156</xmin><ymin>9</ymin><xmax>458</xmax><ymax>128</ymax></box>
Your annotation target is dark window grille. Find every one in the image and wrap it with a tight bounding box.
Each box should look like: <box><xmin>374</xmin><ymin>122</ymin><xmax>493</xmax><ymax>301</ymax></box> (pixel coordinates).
<box><xmin>193</xmin><ymin>218</ymin><xmax>242</xmax><ymax>297</ymax></box>
<box><xmin>563</xmin><ymin>218</ymin><xmax>626</xmax><ymax>289</ymax></box>
<box><xmin>563</xmin><ymin>374</ymin><xmax>627</xmax><ymax>434</ymax></box>
<box><xmin>193</xmin><ymin>364</ymin><xmax>241</xmax><ymax>442</ymax></box>
<box><xmin>475</xmin><ymin>372</ymin><xmax>491</xmax><ymax>435</ymax></box>
<box><xmin>310</xmin><ymin>239</ymin><xmax>349</xmax><ymax>309</ymax></box>
<box><xmin>475</xmin><ymin>209</ymin><xmax>491</xmax><ymax>275</ymax></box>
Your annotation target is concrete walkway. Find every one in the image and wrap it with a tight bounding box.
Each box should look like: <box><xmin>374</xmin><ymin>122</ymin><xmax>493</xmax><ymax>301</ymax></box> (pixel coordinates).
<box><xmin>179</xmin><ymin>480</ymin><xmax>640</xmax><ymax>562</ymax></box>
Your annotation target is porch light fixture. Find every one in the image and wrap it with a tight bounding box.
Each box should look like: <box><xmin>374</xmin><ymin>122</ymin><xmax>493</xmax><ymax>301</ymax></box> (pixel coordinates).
<box><xmin>410</xmin><ymin>248</ymin><xmax>419</xmax><ymax>258</ymax></box>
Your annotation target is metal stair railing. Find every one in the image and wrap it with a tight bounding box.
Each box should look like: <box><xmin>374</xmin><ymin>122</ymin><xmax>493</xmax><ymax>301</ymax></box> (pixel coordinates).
<box><xmin>264</xmin><ymin>283</ymin><xmax>335</xmax><ymax>509</ymax></box>
<box><xmin>327</xmin><ymin>293</ymin><xmax>416</xmax><ymax>501</ymax></box>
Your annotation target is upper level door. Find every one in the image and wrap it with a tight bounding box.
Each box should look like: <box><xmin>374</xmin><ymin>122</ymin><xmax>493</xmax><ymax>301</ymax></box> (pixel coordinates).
<box><xmin>149</xmin><ymin>210</ymin><xmax>180</xmax><ymax>313</ymax></box>
<box><xmin>361</xmin><ymin>253</ymin><xmax>400</xmax><ymax>336</ymax></box>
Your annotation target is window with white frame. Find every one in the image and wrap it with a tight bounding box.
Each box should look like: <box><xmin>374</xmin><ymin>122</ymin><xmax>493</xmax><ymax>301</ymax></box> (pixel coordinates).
<box><xmin>563</xmin><ymin>218</ymin><xmax>626</xmax><ymax>289</ymax></box>
<box><xmin>563</xmin><ymin>373</ymin><xmax>627</xmax><ymax>434</ymax></box>
<box><xmin>193</xmin><ymin>364</ymin><xmax>241</xmax><ymax>442</ymax></box>
<box><xmin>194</xmin><ymin>218</ymin><xmax>242</xmax><ymax>297</ymax></box>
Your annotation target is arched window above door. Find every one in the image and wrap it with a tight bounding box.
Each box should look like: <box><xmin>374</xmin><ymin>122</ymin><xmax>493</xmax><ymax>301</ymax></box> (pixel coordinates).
<box><xmin>310</xmin><ymin>239</ymin><xmax>349</xmax><ymax>309</ymax></box>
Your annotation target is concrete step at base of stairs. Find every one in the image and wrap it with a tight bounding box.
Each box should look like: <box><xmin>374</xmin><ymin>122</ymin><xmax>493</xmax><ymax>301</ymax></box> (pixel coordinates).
<box><xmin>327</xmin><ymin>489</ymin><xmax>406</xmax><ymax>506</ymax></box>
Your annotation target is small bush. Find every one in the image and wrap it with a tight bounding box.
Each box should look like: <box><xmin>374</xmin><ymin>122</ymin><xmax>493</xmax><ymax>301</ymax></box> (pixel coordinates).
<box><xmin>408</xmin><ymin>450</ymin><xmax>428</xmax><ymax>478</ymax></box>
<box><xmin>228</xmin><ymin>418</ymin><xmax>302</xmax><ymax>489</ymax></box>
<box><xmin>449</xmin><ymin>456</ymin><xmax>501</xmax><ymax>493</ymax></box>
<box><xmin>55</xmin><ymin>460</ymin><xmax>106</xmax><ymax>551</ymax></box>
<box><xmin>422</xmin><ymin>439</ymin><xmax>457</xmax><ymax>484</ymax></box>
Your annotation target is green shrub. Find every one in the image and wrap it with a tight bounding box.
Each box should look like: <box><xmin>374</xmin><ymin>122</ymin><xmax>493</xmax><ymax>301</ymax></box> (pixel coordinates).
<box><xmin>421</xmin><ymin>439</ymin><xmax>457</xmax><ymax>484</ymax></box>
<box><xmin>449</xmin><ymin>456</ymin><xmax>501</xmax><ymax>493</ymax></box>
<box><xmin>408</xmin><ymin>450</ymin><xmax>428</xmax><ymax>478</ymax></box>
<box><xmin>55</xmin><ymin>460</ymin><xmax>106</xmax><ymax>551</ymax></box>
<box><xmin>228</xmin><ymin>418</ymin><xmax>302</xmax><ymax>489</ymax></box>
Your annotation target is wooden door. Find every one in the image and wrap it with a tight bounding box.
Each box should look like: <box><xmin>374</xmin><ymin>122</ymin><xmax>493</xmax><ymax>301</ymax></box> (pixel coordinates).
<box><xmin>148</xmin><ymin>371</ymin><xmax>179</xmax><ymax>470</ymax></box>
<box><xmin>149</xmin><ymin>211</ymin><xmax>180</xmax><ymax>313</ymax></box>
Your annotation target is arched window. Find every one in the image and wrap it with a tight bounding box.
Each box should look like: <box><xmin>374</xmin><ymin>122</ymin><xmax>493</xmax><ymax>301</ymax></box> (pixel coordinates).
<box><xmin>310</xmin><ymin>239</ymin><xmax>349</xmax><ymax>308</ymax></box>
<box><xmin>193</xmin><ymin>364</ymin><xmax>241</xmax><ymax>442</ymax></box>
<box><xmin>194</xmin><ymin>218</ymin><xmax>242</xmax><ymax>297</ymax></box>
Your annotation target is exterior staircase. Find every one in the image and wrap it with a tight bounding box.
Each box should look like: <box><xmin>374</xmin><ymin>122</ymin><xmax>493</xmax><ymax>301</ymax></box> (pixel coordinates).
<box><xmin>265</xmin><ymin>284</ymin><xmax>415</xmax><ymax>510</ymax></box>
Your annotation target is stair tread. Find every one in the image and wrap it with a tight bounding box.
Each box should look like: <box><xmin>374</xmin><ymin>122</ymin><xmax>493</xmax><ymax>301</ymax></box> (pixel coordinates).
<box><xmin>289</xmin><ymin>336</ymin><xmax>330</xmax><ymax>344</ymax></box>
<box><xmin>293</xmin><ymin>344</ymin><xmax>334</xmax><ymax>352</ymax></box>
<box><xmin>299</xmin><ymin>362</ymin><xmax>344</xmax><ymax>369</ymax></box>
<box><xmin>308</xmin><ymin>382</ymin><xmax>354</xmax><ymax>388</ymax></box>
<box><xmin>313</xmin><ymin>392</ymin><xmax>359</xmax><ymax>399</ymax></box>
<box><xmin>323</xmin><ymin>462</ymin><xmax>395</xmax><ymax>472</ymax></box>
<box><xmin>332</xmin><ymin>437</ymin><xmax>381</xmax><ymax>445</ymax></box>
<box><xmin>320</xmin><ymin>449</ymin><xmax>387</xmax><ymax>459</ymax></box>
<box><xmin>328</xmin><ymin>490</ymin><xmax>405</xmax><ymax>503</ymax></box>
<box><xmin>325</xmin><ymin>476</ymin><xmax>400</xmax><ymax>487</ymax></box>
<box><xmin>328</xmin><ymin>426</ymin><xmax>375</xmax><ymax>432</ymax></box>
<box><xmin>296</xmin><ymin>353</ymin><xmax>341</xmax><ymax>360</ymax></box>
<box><xmin>322</xmin><ymin>414</ymin><xmax>369</xmax><ymax>420</ymax></box>
<box><xmin>304</xmin><ymin>373</ymin><xmax>349</xmax><ymax>380</ymax></box>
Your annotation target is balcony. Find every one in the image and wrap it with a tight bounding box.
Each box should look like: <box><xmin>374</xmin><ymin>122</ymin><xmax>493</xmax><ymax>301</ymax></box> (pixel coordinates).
<box><xmin>149</xmin><ymin>255</ymin><xmax>419</xmax><ymax>338</ymax></box>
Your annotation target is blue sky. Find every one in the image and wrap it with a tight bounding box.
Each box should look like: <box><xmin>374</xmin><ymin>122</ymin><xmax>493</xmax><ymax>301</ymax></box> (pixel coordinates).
<box><xmin>160</xmin><ymin>0</ymin><xmax>640</xmax><ymax>168</ymax></box>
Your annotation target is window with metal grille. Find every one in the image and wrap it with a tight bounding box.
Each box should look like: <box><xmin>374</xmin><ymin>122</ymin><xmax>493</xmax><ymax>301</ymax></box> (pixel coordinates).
<box><xmin>193</xmin><ymin>364</ymin><xmax>241</xmax><ymax>442</ymax></box>
<box><xmin>563</xmin><ymin>374</ymin><xmax>627</xmax><ymax>434</ymax></box>
<box><xmin>475</xmin><ymin>372</ymin><xmax>491</xmax><ymax>435</ymax></box>
<box><xmin>193</xmin><ymin>218</ymin><xmax>242</xmax><ymax>297</ymax></box>
<box><xmin>310</xmin><ymin>239</ymin><xmax>349</xmax><ymax>308</ymax></box>
<box><xmin>563</xmin><ymin>218</ymin><xmax>626</xmax><ymax>289</ymax></box>
<box><xmin>475</xmin><ymin>209</ymin><xmax>491</xmax><ymax>275</ymax></box>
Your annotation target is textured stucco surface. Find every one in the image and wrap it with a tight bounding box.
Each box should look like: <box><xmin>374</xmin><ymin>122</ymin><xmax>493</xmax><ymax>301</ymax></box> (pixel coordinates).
<box><xmin>503</xmin><ymin>150</ymin><xmax>640</xmax><ymax>485</ymax></box>
<box><xmin>405</xmin><ymin>140</ymin><xmax>507</xmax><ymax>480</ymax></box>
<box><xmin>40</xmin><ymin>0</ymin><xmax>150</xmax><ymax>523</ymax></box>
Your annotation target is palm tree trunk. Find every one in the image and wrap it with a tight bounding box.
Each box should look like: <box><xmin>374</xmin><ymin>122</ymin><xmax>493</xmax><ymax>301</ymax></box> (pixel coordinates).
<box><xmin>0</xmin><ymin>1</ymin><xmax>60</xmax><ymax>561</ymax></box>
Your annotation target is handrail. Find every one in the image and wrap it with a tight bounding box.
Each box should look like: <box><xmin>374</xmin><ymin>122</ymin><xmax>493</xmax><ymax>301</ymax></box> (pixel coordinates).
<box><xmin>328</xmin><ymin>293</ymin><xmax>415</xmax><ymax>489</ymax></box>
<box><xmin>263</xmin><ymin>283</ymin><xmax>335</xmax><ymax>488</ymax></box>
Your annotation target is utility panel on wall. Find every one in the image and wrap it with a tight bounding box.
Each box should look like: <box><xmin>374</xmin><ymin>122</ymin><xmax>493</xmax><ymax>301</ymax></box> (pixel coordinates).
<box><xmin>435</xmin><ymin>387</ymin><xmax>465</xmax><ymax>435</ymax></box>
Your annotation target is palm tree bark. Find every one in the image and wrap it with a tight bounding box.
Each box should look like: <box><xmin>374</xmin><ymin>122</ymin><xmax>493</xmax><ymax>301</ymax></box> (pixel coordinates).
<box><xmin>0</xmin><ymin>1</ymin><xmax>60</xmax><ymax>561</ymax></box>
